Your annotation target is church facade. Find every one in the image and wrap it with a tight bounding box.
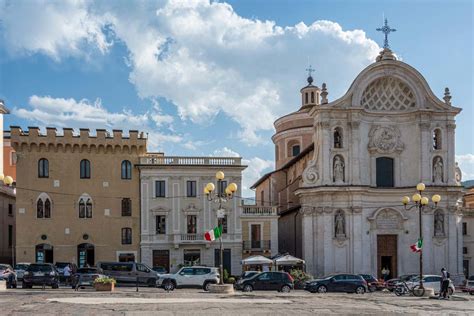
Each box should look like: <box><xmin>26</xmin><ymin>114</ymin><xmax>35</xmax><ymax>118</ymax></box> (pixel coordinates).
<box><xmin>298</xmin><ymin>48</ymin><xmax>464</xmax><ymax>279</ymax></box>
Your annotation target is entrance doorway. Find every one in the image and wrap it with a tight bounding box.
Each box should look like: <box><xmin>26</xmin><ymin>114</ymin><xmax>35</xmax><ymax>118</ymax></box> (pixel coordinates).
<box><xmin>35</xmin><ymin>244</ymin><xmax>53</xmax><ymax>263</ymax></box>
<box><xmin>377</xmin><ymin>235</ymin><xmax>397</xmax><ymax>280</ymax></box>
<box><xmin>153</xmin><ymin>250</ymin><xmax>170</xmax><ymax>272</ymax></box>
<box><xmin>77</xmin><ymin>243</ymin><xmax>95</xmax><ymax>268</ymax></box>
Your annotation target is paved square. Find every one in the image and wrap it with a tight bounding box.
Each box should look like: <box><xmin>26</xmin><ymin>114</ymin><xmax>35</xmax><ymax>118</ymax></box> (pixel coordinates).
<box><xmin>0</xmin><ymin>287</ymin><xmax>473</xmax><ymax>315</ymax></box>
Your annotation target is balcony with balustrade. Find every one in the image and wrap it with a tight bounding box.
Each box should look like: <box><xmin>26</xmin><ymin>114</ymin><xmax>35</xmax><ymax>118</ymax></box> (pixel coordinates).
<box><xmin>139</xmin><ymin>154</ymin><xmax>242</xmax><ymax>166</ymax></box>
<box><xmin>241</xmin><ymin>205</ymin><xmax>278</xmax><ymax>217</ymax></box>
<box><xmin>179</xmin><ymin>233</ymin><xmax>205</xmax><ymax>243</ymax></box>
<box><xmin>242</xmin><ymin>240</ymin><xmax>271</xmax><ymax>252</ymax></box>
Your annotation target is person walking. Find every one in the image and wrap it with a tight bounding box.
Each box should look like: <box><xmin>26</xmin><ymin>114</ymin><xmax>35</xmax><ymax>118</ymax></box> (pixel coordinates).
<box><xmin>439</xmin><ymin>268</ymin><xmax>450</xmax><ymax>299</ymax></box>
<box><xmin>381</xmin><ymin>267</ymin><xmax>389</xmax><ymax>281</ymax></box>
<box><xmin>63</xmin><ymin>264</ymin><xmax>71</xmax><ymax>286</ymax></box>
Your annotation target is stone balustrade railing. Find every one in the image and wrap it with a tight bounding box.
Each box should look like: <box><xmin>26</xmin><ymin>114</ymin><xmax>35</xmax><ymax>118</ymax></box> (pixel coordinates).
<box><xmin>241</xmin><ymin>205</ymin><xmax>278</xmax><ymax>216</ymax></box>
<box><xmin>140</xmin><ymin>155</ymin><xmax>242</xmax><ymax>166</ymax></box>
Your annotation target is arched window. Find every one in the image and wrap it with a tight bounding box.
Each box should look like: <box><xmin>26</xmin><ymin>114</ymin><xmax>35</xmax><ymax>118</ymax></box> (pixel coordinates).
<box><xmin>36</xmin><ymin>193</ymin><xmax>52</xmax><ymax>219</ymax></box>
<box><xmin>38</xmin><ymin>158</ymin><xmax>49</xmax><ymax>178</ymax></box>
<box><xmin>292</xmin><ymin>145</ymin><xmax>300</xmax><ymax>156</ymax></box>
<box><xmin>78</xmin><ymin>195</ymin><xmax>92</xmax><ymax>218</ymax></box>
<box><xmin>433</xmin><ymin>129</ymin><xmax>442</xmax><ymax>150</ymax></box>
<box><xmin>311</xmin><ymin>91</ymin><xmax>315</xmax><ymax>103</ymax></box>
<box><xmin>275</xmin><ymin>145</ymin><xmax>279</xmax><ymax>161</ymax></box>
<box><xmin>44</xmin><ymin>199</ymin><xmax>51</xmax><ymax>218</ymax></box>
<box><xmin>121</xmin><ymin>160</ymin><xmax>132</xmax><ymax>179</ymax></box>
<box><xmin>80</xmin><ymin>159</ymin><xmax>91</xmax><ymax>179</ymax></box>
<box><xmin>122</xmin><ymin>228</ymin><xmax>132</xmax><ymax>245</ymax></box>
<box><xmin>37</xmin><ymin>199</ymin><xmax>44</xmax><ymax>218</ymax></box>
<box><xmin>334</xmin><ymin>127</ymin><xmax>343</xmax><ymax>148</ymax></box>
<box><xmin>376</xmin><ymin>157</ymin><xmax>394</xmax><ymax>187</ymax></box>
<box><xmin>305</xmin><ymin>92</ymin><xmax>309</xmax><ymax>104</ymax></box>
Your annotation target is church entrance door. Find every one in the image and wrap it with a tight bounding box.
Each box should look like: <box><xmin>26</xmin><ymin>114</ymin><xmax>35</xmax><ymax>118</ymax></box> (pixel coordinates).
<box><xmin>377</xmin><ymin>235</ymin><xmax>397</xmax><ymax>280</ymax></box>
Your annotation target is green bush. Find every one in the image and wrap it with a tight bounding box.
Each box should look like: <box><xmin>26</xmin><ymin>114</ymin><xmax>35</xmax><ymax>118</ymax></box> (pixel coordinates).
<box><xmin>289</xmin><ymin>269</ymin><xmax>312</xmax><ymax>283</ymax></box>
<box><xmin>226</xmin><ymin>277</ymin><xmax>236</xmax><ymax>284</ymax></box>
<box><xmin>93</xmin><ymin>276</ymin><xmax>116</xmax><ymax>285</ymax></box>
<box><xmin>223</xmin><ymin>269</ymin><xmax>229</xmax><ymax>282</ymax></box>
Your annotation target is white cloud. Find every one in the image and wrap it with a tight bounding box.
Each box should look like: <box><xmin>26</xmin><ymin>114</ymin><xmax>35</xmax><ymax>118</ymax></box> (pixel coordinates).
<box><xmin>212</xmin><ymin>147</ymin><xmax>274</xmax><ymax>197</ymax></box>
<box><xmin>0</xmin><ymin>0</ymin><xmax>112</xmax><ymax>61</ymax></box>
<box><xmin>2</xmin><ymin>0</ymin><xmax>381</xmax><ymax>146</ymax></box>
<box><xmin>13</xmin><ymin>95</ymin><xmax>183</xmax><ymax>150</ymax></box>
<box><xmin>456</xmin><ymin>154</ymin><xmax>474</xmax><ymax>180</ymax></box>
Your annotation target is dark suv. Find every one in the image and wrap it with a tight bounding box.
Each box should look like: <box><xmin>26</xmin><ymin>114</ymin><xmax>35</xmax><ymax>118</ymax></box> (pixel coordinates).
<box><xmin>305</xmin><ymin>274</ymin><xmax>368</xmax><ymax>294</ymax></box>
<box><xmin>235</xmin><ymin>271</ymin><xmax>294</xmax><ymax>292</ymax></box>
<box><xmin>22</xmin><ymin>263</ymin><xmax>60</xmax><ymax>288</ymax></box>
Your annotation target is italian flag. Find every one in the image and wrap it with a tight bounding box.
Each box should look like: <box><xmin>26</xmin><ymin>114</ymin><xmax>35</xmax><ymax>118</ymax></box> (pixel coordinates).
<box><xmin>204</xmin><ymin>226</ymin><xmax>223</xmax><ymax>242</ymax></box>
<box><xmin>410</xmin><ymin>238</ymin><xmax>423</xmax><ymax>253</ymax></box>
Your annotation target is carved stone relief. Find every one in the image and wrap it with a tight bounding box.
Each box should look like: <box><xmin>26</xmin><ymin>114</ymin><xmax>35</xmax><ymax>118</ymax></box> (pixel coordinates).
<box><xmin>368</xmin><ymin>125</ymin><xmax>404</xmax><ymax>154</ymax></box>
<box><xmin>374</xmin><ymin>209</ymin><xmax>403</xmax><ymax>230</ymax></box>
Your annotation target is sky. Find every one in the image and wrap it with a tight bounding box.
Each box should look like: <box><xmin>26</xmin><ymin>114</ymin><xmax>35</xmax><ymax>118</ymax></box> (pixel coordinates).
<box><xmin>0</xmin><ymin>0</ymin><xmax>473</xmax><ymax>197</ymax></box>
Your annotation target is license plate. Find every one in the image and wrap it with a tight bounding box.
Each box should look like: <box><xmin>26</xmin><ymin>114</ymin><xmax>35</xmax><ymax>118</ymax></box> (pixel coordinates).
<box><xmin>34</xmin><ymin>272</ymin><xmax>44</xmax><ymax>276</ymax></box>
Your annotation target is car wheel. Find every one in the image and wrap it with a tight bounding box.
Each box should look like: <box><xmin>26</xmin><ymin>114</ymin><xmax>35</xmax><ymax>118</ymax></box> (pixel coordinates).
<box><xmin>52</xmin><ymin>283</ymin><xmax>59</xmax><ymax>289</ymax></box>
<box><xmin>281</xmin><ymin>285</ymin><xmax>291</xmax><ymax>293</ymax></box>
<box><xmin>203</xmin><ymin>281</ymin><xmax>213</xmax><ymax>291</ymax></box>
<box><xmin>243</xmin><ymin>284</ymin><xmax>253</xmax><ymax>292</ymax></box>
<box><xmin>355</xmin><ymin>286</ymin><xmax>365</xmax><ymax>294</ymax></box>
<box><xmin>22</xmin><ymin>282</ymin><xmax>29</xmax><ymax>289</ymax></box>
<box><xmin>469</xmin><ymin>291</ymin><xmax>474</xmax><ymax>296</ymax></box>
<box><xmin>163</xmin><ymin>280</ymin><xmax>175</xmax><ymax>291</ymax></box>
<box><xmin>317</xmin><ymin>285</ymin><xmax>327</xmax><ymax>293</ymax></box>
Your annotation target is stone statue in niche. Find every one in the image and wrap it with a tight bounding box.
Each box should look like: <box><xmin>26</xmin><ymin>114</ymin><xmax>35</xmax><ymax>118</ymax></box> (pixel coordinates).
<box><xmin>433</xmin><ymin>157</ymin><xmax>444</xmax><ymax>183</ymax></box>
<box><xmin>434</xmin><ymin>211</ymin><xmax>445</xmax><ymax>236</ymax></box>
<box><xmin>455</xmin><ymin>162</ymin><xmax>462</xmax><ymax>185</ymax></box>
<box><xmin>333</xmin><ymin>156</ymin><xmax>345</xmax><ymax>183</ymax></box>
<box><xmin>335</xmin><ymin>211</ymin><xmax>346</xmax><ymax>237</ymax></box>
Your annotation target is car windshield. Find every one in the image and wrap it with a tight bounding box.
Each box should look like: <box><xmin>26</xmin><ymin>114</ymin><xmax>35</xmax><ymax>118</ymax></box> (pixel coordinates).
<box><xmin>28</xmin><ymin>265</ymin><xmax>52</xmax><ymax>272</ymax></box>
<box><xmin>14</xmin><ymin>264</ymin><xmax>29</xmax><ymax>270</ymax></box>
<box><xmin>55</xmin><ymin>263</ymin><xmax>69</xmax><ymax>268</ymax></box>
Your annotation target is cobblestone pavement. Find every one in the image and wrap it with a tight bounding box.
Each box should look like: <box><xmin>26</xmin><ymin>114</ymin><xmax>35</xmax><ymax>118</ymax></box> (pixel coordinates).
<box><xmin>0</xmin><ymin>287</ymin><xmax>473</xmax><ymax>315</ymax></box>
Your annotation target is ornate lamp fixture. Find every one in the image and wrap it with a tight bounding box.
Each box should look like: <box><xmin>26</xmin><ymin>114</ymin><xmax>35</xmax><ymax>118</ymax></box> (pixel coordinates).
<box><xmin>402</xmin><ymin>183</ymin><xmax>441</xmax><ymax>291</ymax></box>
<box><xmin>0</xmin><ymin>174</ymin><xmax>14</xmax><ymax>186</ymax></box>
<box><xmin>204</xmin><ymin>171</ymin><xmax>237</xmax><ymax>285</ymax></box>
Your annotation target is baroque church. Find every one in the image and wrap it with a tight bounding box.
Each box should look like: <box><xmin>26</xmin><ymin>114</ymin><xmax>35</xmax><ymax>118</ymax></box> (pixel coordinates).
<box><xmin>252</xmin><ymin>25</ymin><xmax>464</xmax><ymax>279</ymax></box>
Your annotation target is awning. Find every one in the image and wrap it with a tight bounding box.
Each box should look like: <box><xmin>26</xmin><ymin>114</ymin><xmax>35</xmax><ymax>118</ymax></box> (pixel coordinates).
<box><xmin>274</xmin><ymin>255</ymin><xmax>305</xmax><ymax>265</ymax></box>
<box><xmin>241</xmin><ymin>255</ymin><xmax>273</xmax><ymax>265</ymax></box>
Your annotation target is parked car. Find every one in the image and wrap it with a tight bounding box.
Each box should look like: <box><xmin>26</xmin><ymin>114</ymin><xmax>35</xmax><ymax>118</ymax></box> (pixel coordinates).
<box><xmin>235</xmin><ymin>271</ymin><xmax>294</xmax><ymax>293</ymax></box>
<box><xmin>305</xmin><ymin>274</ymin><xmax>368</xmax><ymax>294</ymax></box>
<box><xmin>0</xmin><ymin>264</ymin><xmax>17</xmax><ymax>288</ymax></box>
<box><xmin>385</xmin><ymin>274</ymin><xmax>418</xmax><ymax>291</ymax></box>
<box><xmin>71</xmin><ymin>267</ymin><xmax>106</xmax><ymax>289</ymax></box>
<box><xmin>465</xmin><ymin>276</ymin><xmax>474</xmax><ymax>295</ymax></box>
<box><xmin>97</xmin><ymin>262</ymin><xmax>158</xmax><ymax>287</ymax></box>
<box><xmin>157</xmin><ymin>266</ymin><xmax>220</xmax><ymax>291</ymax></box>
<box><xmin>14</xmin><ymin>263</ymin><xmax>30</xmax><ymax>281</ymax></box>
<box><xmin>22</xmin><ymin>263</ymin><xmax>59</xmax><ymax>289</ymax></box>
<box><xmin>359</xmin><ymin>274</ymin><xmax>384</xmax><ymax>292</ymax></box>
<box><xmin>152</xmin><ymin>266</ymin><xmax>167</xmax><ymax>274</ymax></box>
<box><xmin>239</xmin><ymin>271</ymin><xmax>259</xmax><ymax>281</ymax></box>
<box><xmin>406</xmin><ymin>275</ymin><xmax>455</xmax><ymax>295</ymax></box>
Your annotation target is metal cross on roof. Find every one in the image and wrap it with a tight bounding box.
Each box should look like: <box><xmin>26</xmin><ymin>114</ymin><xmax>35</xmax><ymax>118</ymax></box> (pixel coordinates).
<box><xmin>376</xmin><ymin>18</ymin><xmax>396</xmax><ymax>49</ymax></box>
<box><xmin>306</xmin><ymin>65</ymin><xmax>315</xmax><ymax>78</ymax></box>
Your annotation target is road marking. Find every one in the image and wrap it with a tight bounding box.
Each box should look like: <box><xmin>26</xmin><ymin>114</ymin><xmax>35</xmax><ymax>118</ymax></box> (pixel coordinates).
<box><xmin>47</xmin><ymin>298</ymin><xmax>292</xmax><ymax>305</ymax></box>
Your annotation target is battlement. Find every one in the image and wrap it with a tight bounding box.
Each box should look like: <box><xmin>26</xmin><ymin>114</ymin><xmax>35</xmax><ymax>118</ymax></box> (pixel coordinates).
<box><xmin>10</xmin><ymin>126</ymin><xmax>148</xmax><ymax>155</ymax></box>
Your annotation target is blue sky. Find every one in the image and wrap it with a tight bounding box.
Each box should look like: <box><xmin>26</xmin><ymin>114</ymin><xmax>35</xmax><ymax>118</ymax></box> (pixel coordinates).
<box><xmin>0</xmin><ymin>0</ymin><xmax>472</xmax><ymax>196</ymax></box>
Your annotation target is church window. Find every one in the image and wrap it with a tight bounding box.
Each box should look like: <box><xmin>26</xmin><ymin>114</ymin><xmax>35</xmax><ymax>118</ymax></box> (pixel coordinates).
<box><xmin>305</xmin><ymin>92</ymin><xmax>308</xmax><ymax>104</ymax></box>
<box><xmin>38</xmin><ymin>158</ymin><xmax>49</xmax><ymax>178</ymax></box>
<box><xmin>80</xmin><ymin>159</ymin><xmax>91</xmax><ymax>179</ymax></box>
<box><xmin>334</xmin><ymin>127</ymin><xmax>343</xmax><ymax>148</ymax></box>
<box><xmin>433</xmin><ymin>129</ymin><xmax>442</xmax><ymax>150</ymax></box>
<box><xmin>311</xmin><ymin>91</ymin><xmax>315</xmax><ymax>103</ymax></box>
<box><xmin>376</xmin><ymin>157</ymin><xmax>394</xmax><ymax>187</ymax></box>
<box><xmin>37</xmin><ymin>199</ymin><xmax>44</xmax><ymax>218</ymax></box>
<box><xmin>261</xmin><ymin>190</ymin><xmax>264</xmax><ymax>206</ymax></box>
<box><xmin>275</xmin><ymin>145</ymin><xmax>279</xmax><ymax>161</ymax></box>
<box><xmin>292</xmin><ymin>145</ymin><xmax>300</xmax><ymax>157</ymax></box>
<box><xmin>121</xmin><ymin>198</ymin><xmax>132</xmax><ymax>216</ymax></box>
<box><xmin>121</xmin><ymin>228</ymin><xmax>132</xmax><ymax>245</ymax></box>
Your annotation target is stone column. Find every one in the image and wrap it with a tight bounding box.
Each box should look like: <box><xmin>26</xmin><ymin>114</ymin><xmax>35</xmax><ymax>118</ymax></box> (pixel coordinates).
<box><xmin>321</xmin><ymin>121</ymin><xmax>331</xmax><ymax>185</ymax></box>
<box><xmin>301</xmin><ymin>206</ymin><xmax>315</xmax><ymax>275</ymax></box>
<box><xmin>446</xmin><ymin>123</ymin><xmax>456</xmax><ymax>186</ymax></box>
<box><xmin>350</xmin><ymin>121</ymin><xmax>361</xmax><ymax>185</ymax></box>
<box><xmin>419</xmin><ymin>121</ymin><xmax>431</xmax><ymax>184</ymax></box>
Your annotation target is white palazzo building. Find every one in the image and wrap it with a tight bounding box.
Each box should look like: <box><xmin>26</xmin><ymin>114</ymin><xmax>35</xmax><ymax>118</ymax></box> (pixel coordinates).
<box><xmin>297</xmin><ymin>47</ymin><xmax>464</xmax><ymax>279</ymax></box>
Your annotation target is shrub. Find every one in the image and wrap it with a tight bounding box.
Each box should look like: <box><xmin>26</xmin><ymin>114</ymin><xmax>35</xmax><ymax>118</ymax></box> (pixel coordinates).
<box><xmin>226</xmin><ymin>277</ymin><xmax>236</xmax><ymax>284</ymax></box>
<box><xmin>93</xmin><ymin>276</ymin><xmax>116</xmax><ymax>285</ymax></box>
<box><xmin>290</xmin><ymin>269</ymin><xmax>312</xmax><ymax>284</ymax></box>
<box><xmin>223</xmin><ymin>269</ymin><xmax>229</xmax><ymax>282</ymax></box>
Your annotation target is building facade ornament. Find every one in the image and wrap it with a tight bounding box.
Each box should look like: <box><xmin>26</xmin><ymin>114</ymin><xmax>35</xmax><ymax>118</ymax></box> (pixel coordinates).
<box><xmin>334</xmin><ymin>210</ymin><xmax>346</xmax><ymax>238</ymax></box>
<box><xmin>434</xmin><ymin>210</ymin><xmax>445</xmax><ymax>237</ymax></box>
<box><xmin>302</xmin><ymin>159</ymin><xmax>319</xmax><ymax>185</ymax></box>
<box><xmin>433</xmin><ymin>156</ymin><xmax>444</xmax><ymax>183</ymax></box>
<box><xmin>455</xmin><ymin>162</ymin><xmax>462</xmax><ymax>185</ymax></box>
<box><xmin>368</xmin><ymin>125</ymin><xmax>405</xmax><ymax>154</ymax></box>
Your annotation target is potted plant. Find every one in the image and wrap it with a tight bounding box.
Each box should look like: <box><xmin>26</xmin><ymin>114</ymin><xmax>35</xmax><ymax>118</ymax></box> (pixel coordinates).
<box><xmin>290</xmin><ymin>269</ymin><xmax>312</xmax><ymax>289</ymax></box>
<box><xmin>93</xmin><ymin>276</ymin><xmax>116</xmax><ymax>292</ymax></box>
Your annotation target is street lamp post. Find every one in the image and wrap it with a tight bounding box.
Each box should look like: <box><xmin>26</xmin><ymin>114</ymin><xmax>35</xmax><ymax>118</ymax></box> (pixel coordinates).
<box><xmin>204</xmin><ymin>171</ymin><xmax>237</xmax><ymax>285</ymax></box>
<box><xmin>1</xmin><ymin>174</ymin><xmax>15</xmax><ymax>266</ymax></box>
<box><xmin>402</xmin><ymin>183</ymin><xmax>441</xmax><ymax>290</ymax></box>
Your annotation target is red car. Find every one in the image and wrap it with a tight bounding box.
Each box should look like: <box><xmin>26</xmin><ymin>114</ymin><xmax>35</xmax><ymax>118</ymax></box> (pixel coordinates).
<box><xmin>359</xmin><ymin>274</ymin><xmax>384</xmax><ymax>291</ymax></box>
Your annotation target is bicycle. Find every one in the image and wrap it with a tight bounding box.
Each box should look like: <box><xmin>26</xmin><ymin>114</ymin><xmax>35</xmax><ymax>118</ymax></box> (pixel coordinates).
<box><xmin>394</xmin><ymin>281</ymin><xmax>425</xmax><ymax>297</ymax></box>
